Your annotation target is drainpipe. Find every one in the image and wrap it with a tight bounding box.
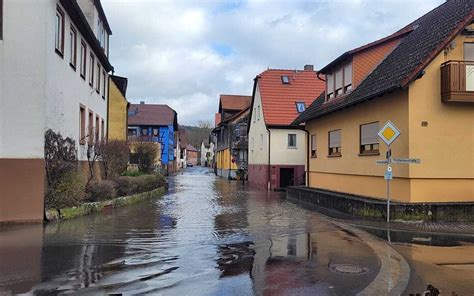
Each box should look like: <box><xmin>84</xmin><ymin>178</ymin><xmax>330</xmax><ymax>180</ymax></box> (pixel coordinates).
<box><xmin>303</xmin><ymin>128</ymin><xmax>309</xmax><ymax>187</ymax></box>
<box><xmin>267</xmin><ymin>127</ymin><xmax>271</xmax><ymax>191</ymax></box>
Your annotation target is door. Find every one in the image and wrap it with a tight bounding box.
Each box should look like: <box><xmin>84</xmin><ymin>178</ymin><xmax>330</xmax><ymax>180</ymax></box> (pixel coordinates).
<box><xmin>280</xmin><ymin>168</ymin><xmax>294</xmax><ymax>188</ymax></box>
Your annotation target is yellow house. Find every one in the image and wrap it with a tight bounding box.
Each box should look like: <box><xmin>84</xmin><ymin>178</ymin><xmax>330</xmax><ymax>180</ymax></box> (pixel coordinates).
<box><xmin>108</xmin><ymin>75</ymin><xmax>129</xmax><ymax>141</ymax></box>
<box><xmin>294</xmin><ymin>1</ymin><xmax>474</xmax><ymax>204</ymax></box>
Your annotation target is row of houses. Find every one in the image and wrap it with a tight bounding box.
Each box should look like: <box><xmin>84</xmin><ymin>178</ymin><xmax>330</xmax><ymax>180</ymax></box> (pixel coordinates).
<box><xmin>212</xmin><ymin>0</ymin><xmax>473</xmax><ymax>205</ymax></box>
<box><xmin>0</xmin><ymin>0</ymin><xmax>195</xmax><ymax>223</ymax></box>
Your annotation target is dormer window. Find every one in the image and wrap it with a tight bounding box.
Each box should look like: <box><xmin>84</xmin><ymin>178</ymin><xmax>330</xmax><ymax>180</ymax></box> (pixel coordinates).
<box><xmin>296</xmin><ymin>102</ymin><xmax>306</xmax><ymax>113</ymax></box>
<box><xmin>281</xmin><ymin>76</ymin><xmax>290</xmax><ymax>84</ymax></box>
<box><xmin>326</xmin><ymin>61</ymin><xmax>352</xmax><ymax>101</ymax></box>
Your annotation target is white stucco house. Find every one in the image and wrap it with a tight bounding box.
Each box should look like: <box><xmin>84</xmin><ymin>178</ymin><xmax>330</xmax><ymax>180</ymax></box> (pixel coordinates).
<box><xmin>247</xmin><ymin>66</ymin><xmax>325</xmax><ymax>190</ymax></box>
<box><xmin>200</xmin><ymin>139</ymin><xmax>215</xmax><ymax>167</ymax></box>
<box><xmin>0</xmin><ymin>0</ymin><xmax>114</xmax><ymax>223</ymax></box>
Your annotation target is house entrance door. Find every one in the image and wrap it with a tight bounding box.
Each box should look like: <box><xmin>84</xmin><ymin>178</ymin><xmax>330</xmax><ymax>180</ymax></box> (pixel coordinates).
<box><xmin>280</xmin><ymin>168</ymin><xmax>294</xmax><ymax>188</ymax></box>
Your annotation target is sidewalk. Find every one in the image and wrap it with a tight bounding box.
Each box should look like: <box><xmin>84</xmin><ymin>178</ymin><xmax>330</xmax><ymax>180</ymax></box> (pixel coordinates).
<box><xmin>338</xmin><ymin>218</ymin><xmax>474</xmax><ymax>236</ymax></box>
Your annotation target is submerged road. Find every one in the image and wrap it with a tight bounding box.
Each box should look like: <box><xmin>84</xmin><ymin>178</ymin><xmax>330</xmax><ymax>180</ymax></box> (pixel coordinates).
<box><xmin>1</xmin><ymin>167</ymin><xmax>473</xmax><ymax>295</ymax></box>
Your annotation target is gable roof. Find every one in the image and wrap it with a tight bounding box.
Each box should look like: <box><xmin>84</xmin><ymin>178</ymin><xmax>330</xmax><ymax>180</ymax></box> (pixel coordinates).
<box><xmin>110</xmin><ymin>75</ymin><xmax>128</xmax><ymax>97</ymax></box>
<box><xmin>219</xmin><ymin>95</ymin><xmax>252</xmax><ymax>112</ymax></box>
<box><xmin>254</xmin><ymin>69</ymin><xmax>325</xmax><ymax>126</ymax></box>
<box><xmin>128</xmin><ymin>104</ymin><xmax>178</xmax><ymax>128</ymax></box>
<box><xmin>294</xmin><ymin>0</ymin><xmax>473</xmax><ymax>125</ymax></box>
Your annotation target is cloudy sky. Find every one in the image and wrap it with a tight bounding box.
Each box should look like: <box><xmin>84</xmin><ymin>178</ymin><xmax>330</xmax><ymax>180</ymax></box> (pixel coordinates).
<box><xmin>102</xmin><ymin>0</ymin><xmax>442</xmax><ymax>126</ymax></box>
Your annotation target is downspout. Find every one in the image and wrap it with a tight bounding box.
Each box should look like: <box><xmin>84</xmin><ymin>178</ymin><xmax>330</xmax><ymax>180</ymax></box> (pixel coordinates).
<box><xmin>228</xmin><ymin>123</ymin><xmax>231</xmax><ymax>180</ymax></box>
<box><xmin>267</xmin><ymin>127</ymin><xmax>271</xmax><ymax>191</ymax></box>
<box><xmin>303</xmin><ymin>128</ymin><xmax>309</xmax><ymax>187</ymax></box>
<box><xmin>106</xmin><ymin>71</ymin><xmax>113</xmax><ymax>142</ymax></box>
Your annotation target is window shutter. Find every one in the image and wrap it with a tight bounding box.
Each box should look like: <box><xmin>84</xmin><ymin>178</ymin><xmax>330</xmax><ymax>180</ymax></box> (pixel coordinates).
<box><xmin>311</xmin><ymin>135</ymin><xmax>316</xmax><ymax>150</ymax></box>
<box><xmin>329</xmin><ymin>130</ymin><xmax>341</xmax><ymax>148</ymax></box>
<box><xmin>344</xmin><ymin>63</ymin><xmax>352</xmax><ymax>86</ymax></box>
<box><xmin>326</xmin><ymin>74</ymin><xmax>334</xmax><ymax>94</ymax></box>
<box><xmin>361</xmin><ymin>122</ymin><xmax>379</xmax><ymax>145</ymax></box>
<box><xmin>335</xmin><ymin>68</ymin><xmax>343</xmax><ymax>90</ymax></box>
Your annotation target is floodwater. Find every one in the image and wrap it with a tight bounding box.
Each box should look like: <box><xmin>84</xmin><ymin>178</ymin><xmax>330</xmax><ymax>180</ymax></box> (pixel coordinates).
<box><xmin>1</xmin><ymin>167</ymin><xmax>473</xmax><ymax>295</ymax></box>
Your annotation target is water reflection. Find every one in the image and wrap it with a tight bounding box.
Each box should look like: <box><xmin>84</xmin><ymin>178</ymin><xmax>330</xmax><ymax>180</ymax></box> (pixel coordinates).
<box><xmin>1</xmin><ymin>167</ymin><xmax>473</xmax><ymax>295</ymax></box>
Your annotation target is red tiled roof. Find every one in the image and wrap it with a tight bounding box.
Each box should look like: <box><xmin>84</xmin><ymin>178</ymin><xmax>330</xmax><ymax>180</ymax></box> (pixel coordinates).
<box><xmin>257</xmin><ymin>69</ymin><xmax>325</xmax><ymax>126</ymax></box>
<box><xmin>219</xmin><ymin>95</ymin><xmax>252</xmax><ymax>111</ymax></box>
<box><xmin>128</xmin><ymin>104</ymin><xmax>177</xmax><ymax>127</ymax></box>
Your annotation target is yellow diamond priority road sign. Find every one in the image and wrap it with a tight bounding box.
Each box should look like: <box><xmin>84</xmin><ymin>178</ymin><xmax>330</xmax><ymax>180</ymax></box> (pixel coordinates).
<box><xmin>378</xmin><ymin>121</ymin><xmax>401</xmax><ymax>146</ymax></box>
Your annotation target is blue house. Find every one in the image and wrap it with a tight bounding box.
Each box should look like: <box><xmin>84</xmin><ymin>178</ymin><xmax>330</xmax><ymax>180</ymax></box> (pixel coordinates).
<box><xmin>128</xmin><ymin>102</ymin><xmax>178</xmax><ymax>172</ymax></box>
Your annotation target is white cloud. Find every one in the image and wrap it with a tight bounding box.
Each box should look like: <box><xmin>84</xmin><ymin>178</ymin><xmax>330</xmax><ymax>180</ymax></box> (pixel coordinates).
<box><xmin>102</xmin><ymin>0</ymin><xmax>443</xmax><ymax>125</ymax></box>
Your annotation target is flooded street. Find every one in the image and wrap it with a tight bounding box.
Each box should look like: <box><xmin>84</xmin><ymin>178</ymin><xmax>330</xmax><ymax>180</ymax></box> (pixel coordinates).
<box><xmin>1</xmin><ymin>167</ymin><xmax>474</xmax><ymax>295</ymax></box>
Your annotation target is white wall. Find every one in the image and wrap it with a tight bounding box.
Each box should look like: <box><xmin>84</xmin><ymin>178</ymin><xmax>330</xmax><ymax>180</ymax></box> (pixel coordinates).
<box><xmin>46</xmin><ymin>1</ymin><xmax>108</xmax><ymax>161</ymax></box>
<box><xmin>0</xmin><ymin>0</ymin><xmax>109</xmax><ymax>161</ymax></box>
<box><xmin>0</xmin><ymin>0</ymin><xmax>48</xmax><ymax>158</ymax></box>
<box><xmin>248</xmin><ymin>84</ymin><xmax>269</xmax><ymax>165</ymax></box>
<box><xmin>269</xmin><ymin>129</ymin><xmax>307</xmax><ymax>166</ymax></box>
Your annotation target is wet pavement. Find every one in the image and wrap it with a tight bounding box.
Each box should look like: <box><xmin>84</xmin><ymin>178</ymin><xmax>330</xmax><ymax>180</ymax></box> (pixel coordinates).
<box><xmin>1</xmin><ymin>167</ymin><xmax>473</xmax><ymax>295</ymax></box>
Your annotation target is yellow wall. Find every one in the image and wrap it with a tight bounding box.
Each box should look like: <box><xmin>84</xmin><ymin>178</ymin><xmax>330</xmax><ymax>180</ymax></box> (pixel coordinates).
<box><xmin>407</xmin><ymin>33</ymin><xmax>474</xmax><ymax>201</ymax></box>
<box><xmin>306</xmin><ymin>90</ymin><xmax>410</xmax><ymax>202</ymax></box>
<box><xmin>305</xmin><ymin>31</ymin><xmax>474</xmax><ymax>203</ymax></box>
<box><xmin>108</xmin><ymin>78</ymin><xmax>128</xmax><ymax>141</ymax></box>
<box><xmin>216</xmin><ymin>149</ymin><xmax>238</xmax><ymax>170</ymax></box>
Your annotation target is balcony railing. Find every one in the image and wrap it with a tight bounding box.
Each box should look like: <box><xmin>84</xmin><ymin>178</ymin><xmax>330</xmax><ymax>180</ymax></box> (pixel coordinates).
<box><xmin>440</xmin><ymin>60</ymin><xmax>474</xmax><ymax>103</ymax></box>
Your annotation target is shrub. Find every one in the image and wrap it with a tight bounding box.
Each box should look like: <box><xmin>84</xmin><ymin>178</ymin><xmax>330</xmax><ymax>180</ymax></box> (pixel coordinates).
<box><xmin>95</xmin><ymin>140</ymin><xmax>129</xmax><ymax>179</ymax></box>
<box><xmin>114</xmin><ymin>176</ymin><xmax>137</xmax><ymax>197</ymax></box>
<box><xmin>122</xmin><ymin>170</ymin><xmax>145</xmax><ymax>177</ymax></box>
<box><xmin>85</xmin><ymin>180</ymin><xmax>117</xmax><ymax>202</ymax></box>
<box><xmin>44</xmin><ymin>129</ymin><xmax>77</xmax><ymax>186</ymax></box>
<box><xmin>135</xmin><ymin>142</ymin><xmax>159</xmax><ymax>174</ymax></box>
<box><xmin>46</xmin><ymin>170</ymin><xmax>85</xmax><ymax>211</ymax></box>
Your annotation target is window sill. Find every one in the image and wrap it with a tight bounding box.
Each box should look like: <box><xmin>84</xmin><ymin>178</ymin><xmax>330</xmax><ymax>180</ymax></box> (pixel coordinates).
<box><xmin>358</xmin><ymin>152</ymin><xmax>380</xmax><ymax>156</ymax></box>
<box><xmin>80</xmin><ymin>74</ymin><xmax>86</xmax><ymax>80</ymax></box>
<box><xmin>79</xmin><ymin>140</ymin><xmax>85</xmax><ymax>145</ymax></box>
<box><xmin>287</xmin><ymin>147</ymin><xmax>298</xmax><ymax>149</ymax></box>
<box><xmin>327</xmin><ymin>154</ymin><xmax>342</xmax><ymax>158</ymax></box>
<box><xmin>311</xmin><ymin>155</ymin><xmax>317</xmax><ymax>158</ymax></box>
<box><xmin>69</xmin><ymin>63</ymin><xmax>76</xmax><ymax>71</ymax></box>
<box><xmin>96</xmin><ymin>89</ymin><xmax>100</xmax><ymax>94</ymax></box>
<box><xmin>55</xmin><ymin>49</ymin><xmax>64</xmax><ymax>58</ymax></box>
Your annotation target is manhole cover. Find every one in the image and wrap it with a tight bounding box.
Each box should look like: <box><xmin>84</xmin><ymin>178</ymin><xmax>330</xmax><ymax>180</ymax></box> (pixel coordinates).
<box><xmin>330</xmin><ymin>264</ymin><xmax>369</xmax><ymax>275</ymax></box>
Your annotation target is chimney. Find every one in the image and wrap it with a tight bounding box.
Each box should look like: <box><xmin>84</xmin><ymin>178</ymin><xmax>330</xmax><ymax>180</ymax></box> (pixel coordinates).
<box><xmin>140</xmin><ymin>101</ymin><xmax>145</xmax><ymax>104</ymax></box>
<box><xmin>304</xmin><ymin>65</ymin><xmax>314</xmax><ymax>71</ymax></box>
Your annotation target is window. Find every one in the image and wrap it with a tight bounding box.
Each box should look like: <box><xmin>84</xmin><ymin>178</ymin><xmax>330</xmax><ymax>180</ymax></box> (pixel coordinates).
<box><xmin>96</xmin><ymin>62</ymin><xmax>100</xmax><ymax>93</ymax></box>
<box><xmin>281</xmin><ymin>76</ymin><xmax>290</xmax><ymax>84</ymax></box>
<box><xmin>153</xmin><ymin>128</ymin><xmax>159</xmax><ymax>136</ymax></box>
<box><xmin>88</xmin><ymin>111</ymin><xmax>94</xmax><ymax>144</ymax></box>
<box><xmin>344</xmin><ymin>63</ymin><xmax>352</xmax><ymax>92</ymax></box>
<box><xmin>141</xmin><ymin>128</ymin><xmax>147</xmax><ymax>136</ymax></box>
<box><xmin>80</xmin><ymin>40</ymin><xmax>86</xmax><ymax>79</ymax></box>
<box><xmin>326</xmin><ymin>73</ymin><xmax>334</xmax><ymax>99</ymax></box>
<box><xmin>102</xmin><ymin>70</ymin><xmax>106</xmax><ymax>98</ymax></box>
<box><xmin>69</xmin><ymin>26</ymin><xmax>77</xmax><ymax>69</ymax></box>
<box><xmin>1</xmin><ymin>0</ymin><xmax>3</xmax><ymax>40</ymax></box>
<box><xmin>326</xmin><ymin>62</ymin><xmax>352</xmax><ymax>100</ymax></box>
<box><xmin>360</xmin><ymin>122</ymin><xmax>379</xmax><ymax>154</ymax></box>
<box><xmin>79</xmin><ymin>106</ymin><xmax>85</xmax><ymax>144</ymax></box>
<box><xmin>311</xmin><ymin>134</ymin><xmax>317</xmax><ymax>158</ymax></box>
<box><xmin>55</xmin><ymin>6</ymin><xmax>65</xmax><ymax>56</ymax></box>
<box><xmin>89</xmin><ymin>54</ymin><xmax>95</xmax><ymax>87</ymax></box>
<box><xmin>328</xmin><ymin>129</ymin><xmax>341</xmax><ymax>156</ymax></box>
<box><xmin>101</xmin><ymin>118</ymin><xmax>105</xmax><ymax>140</ymax></box>
<box><xmin>296</xmin><ymin>102</ymin><xmax>306</xmax><ymax>113</ymax></box>
<box><xmin>95</xmin><ymin>116</ymin><xmax>100</xmax><ymax>142</ymax></box>
<box><xmin>288</xmin><ymin>134</ymin><xmax>297</xmax><ymax>148</ymax></box>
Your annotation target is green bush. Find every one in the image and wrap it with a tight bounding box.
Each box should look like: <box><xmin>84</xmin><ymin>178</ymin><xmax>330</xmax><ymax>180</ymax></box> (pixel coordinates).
<box><xmin>114</xmin><ymin>176</ymin><xmax>138</xmax><ymax>196</ymax></box>
<box><xmin>95</xmin><ymin>140</ymin><xmax>129</xmax><ymax>179</ymax></box>
<box><xmin>135</xmin><ymin>142</ymin><xmax>159</xmax><ymax>174</ymax></box>
<box><xmin>85</xmin><ymin>180</ymin><xmax>117</xmax><ymax>202</ymax></box>
<box><xmin>122</xmin><ymin>170</ymin><xmax>146</xmax><ymax>177</ymax></box>
<box><xmin>46</xmin><ymin>170</ymin><xmax>84</xmax><ymax>211</ymax></box>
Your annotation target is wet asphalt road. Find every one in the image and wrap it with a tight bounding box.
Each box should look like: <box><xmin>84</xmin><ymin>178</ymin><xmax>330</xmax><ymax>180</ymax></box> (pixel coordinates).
<box><xmin>1</xmin><ymin>167</ymin><xmax>473</xmax><ymax>295</ymax></box>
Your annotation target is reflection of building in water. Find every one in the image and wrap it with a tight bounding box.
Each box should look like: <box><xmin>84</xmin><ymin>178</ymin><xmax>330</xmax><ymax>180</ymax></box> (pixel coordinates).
<box><xmin>270</xmin><ymin>233</ymin><xmax>313</xmax><ymax>259</ymax></box>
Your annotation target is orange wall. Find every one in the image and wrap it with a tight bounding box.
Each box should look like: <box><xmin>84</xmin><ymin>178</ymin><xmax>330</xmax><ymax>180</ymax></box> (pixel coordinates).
<box><xmin>353</xmin><ymin>38</ymin><xmax>401</xmax><ymax>87</ymax></box>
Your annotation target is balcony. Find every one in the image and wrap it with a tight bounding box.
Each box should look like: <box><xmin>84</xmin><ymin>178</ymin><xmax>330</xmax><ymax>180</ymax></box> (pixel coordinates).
<box><xmin>440</xmin><ymin>60</ymin><xmax>474</xmax><ymax>103</ymax></box>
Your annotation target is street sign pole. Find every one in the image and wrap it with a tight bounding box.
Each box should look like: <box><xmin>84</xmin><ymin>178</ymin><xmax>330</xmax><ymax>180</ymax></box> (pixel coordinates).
<box><xmin>386</xmin><ymin>148</ymin><xmax>391</xmax><ymax>223</ymax></box>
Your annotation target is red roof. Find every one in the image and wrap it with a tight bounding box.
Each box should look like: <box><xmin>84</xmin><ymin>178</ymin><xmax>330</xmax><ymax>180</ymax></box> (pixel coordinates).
<box><xmin>257</xmin><ymin>69</ymin><xmax>325</xmax><ymax>126</ymax></box>
<box><xmin>128</xmin><ymin>104</ymin><xmax>177</xmax><ymax>127</ymax></box>
<box><xmin>219</xmin><ymin>95</ymin><xmax>252</xmax><ymax>111</ymax></box>
<box><xmin>186</xmin><ymin>144</ymin><xmax>198</xmax><ymax>152</ymax></box>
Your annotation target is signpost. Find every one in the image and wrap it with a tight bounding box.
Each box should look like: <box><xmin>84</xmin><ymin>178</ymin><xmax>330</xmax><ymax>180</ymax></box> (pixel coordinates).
<box><xmin>376</xmin><ymin>121</ymin><xmax>421</xmax><ymax>223</ymax></box>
